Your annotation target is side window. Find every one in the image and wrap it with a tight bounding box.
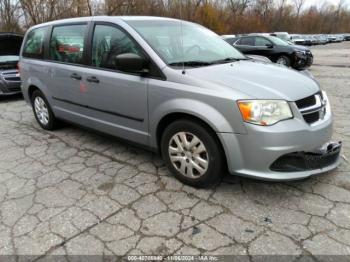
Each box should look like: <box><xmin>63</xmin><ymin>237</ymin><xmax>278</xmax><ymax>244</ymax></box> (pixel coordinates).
<box><xmin>49</xmin><ymin>24</ymin><xmax>87</xmax><ymax>64</ymax></box>
<box><xmin>225</xmin><ymin>38</ymin><xmax>236</xmax><ymax>45</ymax></box>
<box><xmin>237</xmin><ymin>37</ymin><xmax>254</xmax><ymax>46</ymax></box>
<box><xmin>92</xmin><ymin>24</ymin><xmax>143</xmax><ymax>70</ymax></box>
<box><xmin>255</xmin><ymin>37</ymin><xmax>272</xmax><ymax>46</ymax></box>
<box><xmin>23</xmin><ymin>27</ymin><xmax>47</xmax><ymax>59</ymax></box>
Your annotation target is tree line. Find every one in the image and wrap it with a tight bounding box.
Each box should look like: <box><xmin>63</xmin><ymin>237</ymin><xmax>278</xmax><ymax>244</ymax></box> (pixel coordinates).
<box><xmin>1</xmin><ymin>0</ymin><xmax>349</xmax><ymax>34</ymax></box>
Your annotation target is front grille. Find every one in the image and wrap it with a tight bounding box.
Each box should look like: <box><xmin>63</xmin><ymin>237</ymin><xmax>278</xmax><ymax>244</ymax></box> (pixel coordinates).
<box><xmin>303</xmin><ymin>112</ymin><xmax>319</xmax><ymax>123</ymax></box>
<box><xmin>295</xmin><ymin>95</ymin><xmax>315</xmax><ymax>108</ymax></box>
<box><xmin>4</xmin><ymin>76</ymin><xmax>20</xmax><ymax>82</ymax></box>
<box><xmin>0</xmin><ymin>64</ymin><xmax>16</xmax><ymax>70</ymax></box>
<box><xmin>7</xmin><ymin>86</ymin><xmax>21</xmax><ymax>92</ymax></box>
<box><xmin>295</xmin><ymin>92</ymin><xmax>326</xmax><ymax>124</ymax></box>
<box><xmin>1</xmin><ymin>70</ymin><xmax>20</xmax><ymax>82</ymax></box>
<box><xmin>270</xmin><ymin>142</ymin><xmax>341</xmax><ymax>172</ymax></box>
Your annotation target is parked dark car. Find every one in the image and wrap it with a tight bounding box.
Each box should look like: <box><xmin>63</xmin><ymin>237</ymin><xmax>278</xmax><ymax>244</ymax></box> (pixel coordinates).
<box><xmin>225</xmin><ymin>35</ymin><xmax>313</xmax><ymax>70</ymax></box>
<box><xmin>0</xmin><ymin>33</ymin><xmax>23</xmax><ymax>96</ymax></box>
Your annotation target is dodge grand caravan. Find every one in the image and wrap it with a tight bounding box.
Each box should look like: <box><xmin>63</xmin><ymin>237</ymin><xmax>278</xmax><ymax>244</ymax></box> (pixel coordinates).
<box><xmin>19</xmin><ymin>17</ymin><xmax>341</xmax><ymax>187</ymax></box>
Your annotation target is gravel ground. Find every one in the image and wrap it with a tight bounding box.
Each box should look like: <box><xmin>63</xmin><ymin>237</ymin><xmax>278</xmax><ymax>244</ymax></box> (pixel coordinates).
<box><xmin>0</xmin><ymin>42</ymin><xmax>349</xmax><ymax>260</ymax></box>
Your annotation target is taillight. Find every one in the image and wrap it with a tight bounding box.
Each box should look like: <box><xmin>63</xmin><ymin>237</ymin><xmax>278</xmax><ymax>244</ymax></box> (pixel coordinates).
<box><xmin>17</xmin><ymin>62</ymin><xmax>21</xmax><ymax>74</ymax></box>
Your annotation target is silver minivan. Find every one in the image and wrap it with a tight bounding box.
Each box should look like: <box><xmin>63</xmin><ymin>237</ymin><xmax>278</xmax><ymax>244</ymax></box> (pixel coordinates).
<box><xmin>20</xmin><ymin>16</ymin><xmax>341</xmax><ymax>187</ymax></box>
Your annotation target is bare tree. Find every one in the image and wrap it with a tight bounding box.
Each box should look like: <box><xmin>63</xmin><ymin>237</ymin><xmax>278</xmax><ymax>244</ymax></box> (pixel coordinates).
<box><xmin>228</xmin><ymin>0</ymin><xmax>250</xmax><ymax>15</ymax></box>
<box><xmin>1</xmin><ymin>0</ymin><xmax>349</xmax><ymax>34</ymax></box>
<box><xmin>0</xmin><ymin>0</ymin><xmax>21</xmax><ymax>32</ymax></box>
<box><xmin>293</xmin><ymin>0</ymin><xmax>305</xmax><ymax>18</ymax></box>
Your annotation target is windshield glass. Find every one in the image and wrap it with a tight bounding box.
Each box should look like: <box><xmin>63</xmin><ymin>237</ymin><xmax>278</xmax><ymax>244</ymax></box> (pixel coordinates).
<box><xmin>126</xmin><ymin>19</ymin><xmax>246</xmax><ymax>66</ymax></box>
<box><xmin>0</xmin><ymin>55</ymin><xmax>19</xmax><ymax>63</ymax></box>
<box><xmin>268</xmin><ymin>36</ymin><xmax>289</xmax><ymax>46</ymax></box>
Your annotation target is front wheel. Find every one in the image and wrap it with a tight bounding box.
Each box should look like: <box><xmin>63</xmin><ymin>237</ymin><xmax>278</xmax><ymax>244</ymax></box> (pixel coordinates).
<box><xmin>276</xmin><ymin>55</ymin><xmax>291</xmax><ymax>67</ymax></box>
<box><xmin>161</xmin><ymin>119</ymin><xmax>224</xmax><ymax>188</ymax></box>
<box><xmin>31</xmin><ymin>90</ymin><xmax>59</xmax><ymax>130</ymax></box>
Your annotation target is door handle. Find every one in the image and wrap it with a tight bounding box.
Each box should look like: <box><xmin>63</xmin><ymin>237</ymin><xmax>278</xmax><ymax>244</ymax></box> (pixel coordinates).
<box><xmin>71</xmin><ymin>73</ymin><xmax>82</xmax><ymax>80</ymax></box>
<box><xmin>86</xmin><ymin>76</ymin><xmax>100</xmax><ymax>83</ymax></box>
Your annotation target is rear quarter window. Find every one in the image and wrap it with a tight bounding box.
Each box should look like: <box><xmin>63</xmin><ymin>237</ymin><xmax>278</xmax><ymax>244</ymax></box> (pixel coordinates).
<box><xmin>23</xmin><ymin>27</ymin><xmax>47</xmax><ymax>59</ymax></box>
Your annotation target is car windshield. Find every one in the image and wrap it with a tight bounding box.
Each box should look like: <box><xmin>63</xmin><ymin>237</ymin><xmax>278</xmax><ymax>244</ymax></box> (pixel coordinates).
<box><xmin>126</xmin><ymin>19</ymin><xmax>246</xmax><ymax>66</ymax></box>
<box><xmin>268</xmin><ymin>36</ymin><xmax>289</xmax><ymax>46</ymax></box>
<box><xmin>0</xmin><ymin>55</ymin><xmax>19</xmax><ymax>63</ymax></box>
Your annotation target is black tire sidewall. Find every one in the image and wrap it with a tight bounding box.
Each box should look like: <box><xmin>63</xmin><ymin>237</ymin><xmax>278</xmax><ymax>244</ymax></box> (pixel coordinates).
<box><xmin>161</xmin><ymin>119</ymin><xmax>224</xmax><ymax>188</ymax></box>
<box><xmin>31</xmin><ymin>90</ymin><xmax>56</xmax><ymax>130</ymax></box>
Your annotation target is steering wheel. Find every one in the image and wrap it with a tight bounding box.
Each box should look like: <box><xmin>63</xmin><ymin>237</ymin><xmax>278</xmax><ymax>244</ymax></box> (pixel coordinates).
<box><xmin>185</xmin><ymin>45</ymin><xmax>201</xmax><ymax>55</ymax></box>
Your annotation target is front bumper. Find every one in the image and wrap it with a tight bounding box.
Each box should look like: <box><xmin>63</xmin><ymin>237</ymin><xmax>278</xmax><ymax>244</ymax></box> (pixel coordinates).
<box><xmin>294</xmin><ymin>54</ymin><xmax>313</xmax><ymax>69</ymax></box>
<box><xmin>0</xmin><ymin>69</ymin><xmax>21</xmax><ymax>95</ymax></box>
<box><xmin>220</xmin><ymin>99</ymin><xmax>341</xmax><ymax>181</ymax></box>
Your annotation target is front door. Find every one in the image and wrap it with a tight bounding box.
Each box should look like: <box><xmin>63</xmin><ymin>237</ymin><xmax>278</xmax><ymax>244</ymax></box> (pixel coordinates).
<box><xmin>253</xmin><ymin>37</ymin><xmax>275</xmax><ymax>58</ymax></box>
<box><xmin>80</xmin><ymin>23</ymin><xmax>149</xmax><ymax>145</ymax></box>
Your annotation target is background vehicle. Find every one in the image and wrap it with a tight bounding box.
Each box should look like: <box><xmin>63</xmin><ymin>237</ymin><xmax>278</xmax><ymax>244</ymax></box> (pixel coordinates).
<box><xmin>20</xmin><ymin>17</ymin><xmax>339</xmax><ymax>187</ymax></box>
<box><xmin>301</xmin><ymin>35</ymin><xmax>314</xmax><ymax>46</ymax></box>
<box><xmin>315</xmin><ymin>35</ymin><xmax>327</xmax><ymax>45</ymax></box>
<box><xmin>246</xmin><ymin>55</ymin><xmax>272</xmax><ymax>63</ymax></box>
<box><xmin>221</xmin><ymin>35</ymin><xmax>237</xmax><ymax>45</ymax></box>
<box><xmin>303</xmin><ymin>35</ymin><xmax>318</xmax><ymax>45</ymax></box>
<box><xmin>271</xmin><ymin>32</ymin><xmax>291</xmax><ymax>42</ymax></box>
<box><xmin>335</xmin><ymin>34</ymin><xmax>344</xmax><ymax>42</ymax></box>
<box><xmin>290</xmin><ymin>34</ymin><xmax>307</xmax><ymax>45</ymax></box>
<box><xmin>0</xmin><ymin>33</ymin><xmax>23</xmax><ymax>96</ymax></box>
<box><xmin>326</xmin><ymin>35</ymin><xmax>337</xmax><ymax>43</ymax></box>
<box><xmin>226</xmin><ymin>35</ymin><xmax>313</xmax><ymax>69</ymax></box>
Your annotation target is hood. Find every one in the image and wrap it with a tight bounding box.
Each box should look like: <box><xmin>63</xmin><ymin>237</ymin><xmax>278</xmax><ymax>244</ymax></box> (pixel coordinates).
<box><xmin>292</xmin><ymin>44</ymin><xmax>310</xmax><ymax>51</ymax></box>
<box><xmin>185</xmin><ymin>61</ymin><xmax>319</xmax><ymax>101</ymax></box>
<box><xmin>0</xmin><ymin>33</ymin><xmax>23</xmax><ymax>56</ymax></box>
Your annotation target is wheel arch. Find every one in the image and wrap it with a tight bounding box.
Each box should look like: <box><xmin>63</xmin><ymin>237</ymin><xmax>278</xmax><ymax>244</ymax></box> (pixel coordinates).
<box><xmin>28</xmin><ymin>85</ymin><xmax>40</xmax><ymax>101</ymax></box>
<box><xmin>154</xmin><ymin>112</ymin><xmax>229</xmax><ymax>172</ymax></box>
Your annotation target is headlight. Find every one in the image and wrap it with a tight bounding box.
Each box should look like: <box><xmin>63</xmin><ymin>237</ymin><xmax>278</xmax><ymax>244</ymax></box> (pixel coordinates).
<box><xmin>237</xmin><ymin>100</ymin><xmax>293</xmax><ymax>126</ymax></box>
<box><xmin>296</xmin><ymin>50</ymin><xmax>306</xmax><ymax>56</ymax></box>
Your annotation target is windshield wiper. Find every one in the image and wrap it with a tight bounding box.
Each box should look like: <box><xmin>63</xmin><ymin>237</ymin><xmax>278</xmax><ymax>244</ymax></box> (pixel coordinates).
<box><xmin>211</xmin><ymin>57</ymin><xmax>248</xmax><ymax>64</ymax></box>
<box><xmin>168</xmin><ymin>61</ymin><xmax>213</xmax><ymax>67</ymax></box>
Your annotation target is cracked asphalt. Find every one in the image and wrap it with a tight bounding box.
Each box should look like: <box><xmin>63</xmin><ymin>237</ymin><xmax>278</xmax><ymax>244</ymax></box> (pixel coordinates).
<box><xmin>0</xmin><ymin>42</ymin><xmax>349</xmax><ymax>259</ymax></box>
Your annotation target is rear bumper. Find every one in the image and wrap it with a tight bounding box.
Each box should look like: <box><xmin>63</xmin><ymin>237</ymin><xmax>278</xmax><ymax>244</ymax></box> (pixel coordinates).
<box><xmin>219</xmin><ymin>102</ymin><xmax>341</xmax><ymax>181</ymax></box>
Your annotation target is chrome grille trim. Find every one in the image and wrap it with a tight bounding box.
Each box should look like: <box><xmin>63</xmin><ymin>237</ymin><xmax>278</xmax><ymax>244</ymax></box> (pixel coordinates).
<box><xmin>1</xmin><ymin>70</ymin><xmax>20</xmax><ymax>82</ymax></box>
<box><xmin>296</xmin><ymin>92</ymin><xmax>327</xmax><ymax>124</ymax></box>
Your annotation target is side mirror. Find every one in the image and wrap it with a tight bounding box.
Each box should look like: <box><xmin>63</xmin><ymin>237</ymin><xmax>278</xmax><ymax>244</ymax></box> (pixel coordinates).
<box><xmin>115</xmin><ymin>53</ymin><xmax>149</xmax><ymax>75</ymax></box>
<box><xmin>266</xmin><ymin>44</ymin><xmax>274</xmax><ymax>48</ymax></box>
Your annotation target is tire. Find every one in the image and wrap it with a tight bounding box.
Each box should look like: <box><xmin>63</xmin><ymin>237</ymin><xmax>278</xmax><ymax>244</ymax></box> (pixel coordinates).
<box><xmin>161</xmin><ymin>119</ymin><xmax>225</xmax><ymax>188</ymax></box>
<box><xmin>31</xmin><ymin>90</ymin><xmax>58</xmax><ymax>130</ymax></box>
<box><xmin>276</xmin><ymin>55</ymin><xmax>291</xmax><ymax>67</ymax></box>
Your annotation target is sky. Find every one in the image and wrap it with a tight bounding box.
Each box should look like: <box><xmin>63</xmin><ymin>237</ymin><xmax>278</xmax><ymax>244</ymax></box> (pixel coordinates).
<box><xmin>301</xmin><ymin>0</ymin><xmax>350</xmax><ymax>8</ymax></box>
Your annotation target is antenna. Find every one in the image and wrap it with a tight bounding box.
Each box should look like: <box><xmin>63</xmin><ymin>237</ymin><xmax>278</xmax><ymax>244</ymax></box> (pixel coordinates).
<box><xmin>179</xmin><ymin>0</ymin><xmax>185</xmax><ymax>75</ymax></box>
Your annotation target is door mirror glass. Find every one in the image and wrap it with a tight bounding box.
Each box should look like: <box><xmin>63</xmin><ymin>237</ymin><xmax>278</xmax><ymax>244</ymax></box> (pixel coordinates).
<box><xmin>115</xmin><ymin>53</ymin><xmax>148</xmax><ymax>74</ymax></box>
